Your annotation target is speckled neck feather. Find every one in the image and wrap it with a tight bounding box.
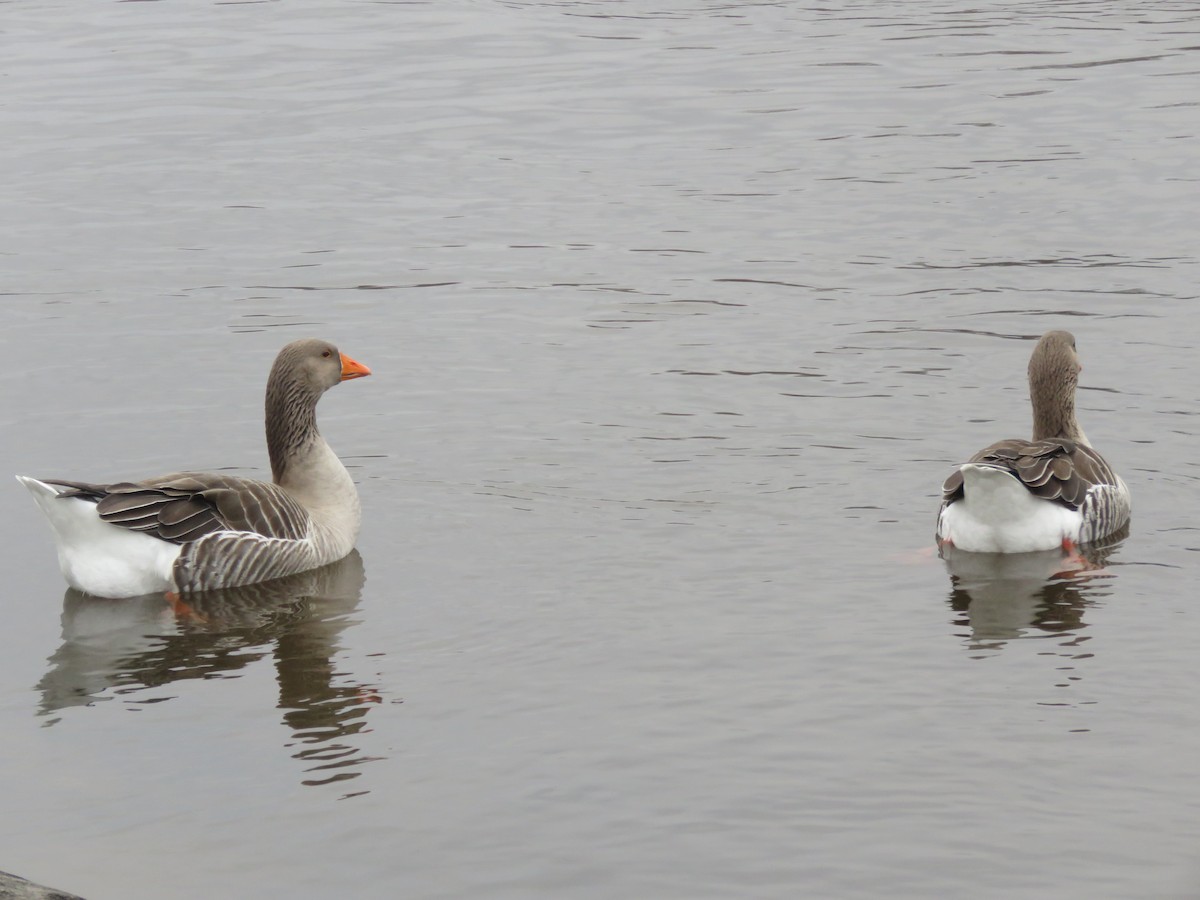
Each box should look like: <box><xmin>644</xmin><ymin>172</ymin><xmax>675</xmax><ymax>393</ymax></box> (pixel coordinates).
<box><xmin>265</xmin><ymin>348</ymin><xmax>322</xmax><ymax>484</ymax></box>
<box><xmin>1028</xmin><ymin>330</ymin><xmax>1085</xmax><ymax>443</ymax></box>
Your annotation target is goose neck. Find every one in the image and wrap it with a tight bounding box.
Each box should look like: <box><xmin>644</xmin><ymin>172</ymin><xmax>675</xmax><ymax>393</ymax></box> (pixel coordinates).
<box><xmin>1030</xmin><ymin>387</ymin><xmax>1087</xmax><ymax>444</ymax></box>
<box><xmin>266</xmin><ymin>378</ymin><xmax>321</xmax><ymax>484</ymax></box>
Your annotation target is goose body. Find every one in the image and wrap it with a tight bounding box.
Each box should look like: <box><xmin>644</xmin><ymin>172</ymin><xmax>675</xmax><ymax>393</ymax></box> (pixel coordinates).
<box><xmin>18</xmin><ymin>339</ymin><xmax>370</xmax><ymax>598</ymax></box>
<box><xmin>936</xmin><ymin>331</ymin><xmax>1130</xmax><ymax>553</ymax></box>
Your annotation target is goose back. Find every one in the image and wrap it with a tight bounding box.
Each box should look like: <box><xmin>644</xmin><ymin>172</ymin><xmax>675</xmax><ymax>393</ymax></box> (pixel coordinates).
<box><xmin>42</xmin><ymin>473</ymin><xmax>338</xmax><ymax>592</ymax></box>
<box><xmin>46</xmin><ymin>474</ymin><xmax>311</xmax><ymax>543</ymax></box>
<box><xmin>939</xmin><ymin>437</ymin><xmax>1130</xmax><ymax>547</ymax></box>
<box><xmin>941</xmin><ymin>439</ymin><xmax>1116</xmax><ymax>510</ymax></box>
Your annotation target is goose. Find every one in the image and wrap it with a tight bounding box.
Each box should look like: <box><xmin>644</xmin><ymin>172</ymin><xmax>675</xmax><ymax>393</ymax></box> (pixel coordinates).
<box><xmin>17</xmin><ymin>338</ymin><xmax>370</xmax><ymax>598</ymax></box>
<box><xmin>936</xmin><ymin>330</ymin><xmax>1130</xmax><ymax>554</ymax></box>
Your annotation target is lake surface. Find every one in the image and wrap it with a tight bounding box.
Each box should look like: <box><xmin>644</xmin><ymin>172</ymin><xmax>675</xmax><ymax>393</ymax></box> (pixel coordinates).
<box><xmin>2</xmin><ymin>1</ymin><xmax>1199</xmax><ymax>897</ymax></box>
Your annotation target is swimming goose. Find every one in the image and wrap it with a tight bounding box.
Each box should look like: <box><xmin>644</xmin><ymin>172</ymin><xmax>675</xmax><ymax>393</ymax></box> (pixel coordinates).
<box><xmin>17</xmin><ymin>338</ymin><xmax>370</xmax><ymax>598</ymax></box>
<box><xmin>936</xmin><ymin>330</ymin><xmax>1130</xmax><ymax>553</ymax></box>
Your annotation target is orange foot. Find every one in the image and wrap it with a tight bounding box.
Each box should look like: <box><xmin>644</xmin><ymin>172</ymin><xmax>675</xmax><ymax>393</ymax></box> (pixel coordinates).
<box><xmin>164</xmin><ymin>590</ymin><xmax>208</xmax><ymax>623</ymax></box>
<box><xmin>889</xmin><ymin>544</ymin><xmax>943</xmax><ymax>564</ymax></box>
<box><xmin>1054</xmin><ymin>538</ymin><xmax>1111</xmax><ymax>579</ymax></box>
<box><xmin>355</xmin><ymin>687</ymin><xmax>384</xmax><ymax>705</ymax></box>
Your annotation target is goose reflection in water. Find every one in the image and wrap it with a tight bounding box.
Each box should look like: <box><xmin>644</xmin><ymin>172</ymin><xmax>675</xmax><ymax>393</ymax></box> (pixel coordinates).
<box><xmin>36</xmin><ymin>550</ymin><xmax>382</xmax><ymax>790</ymax></box>
<box><xmin>941</xmin><ymin>529</ymin><xmax>1127</xmax><ymax>651</ymax></box>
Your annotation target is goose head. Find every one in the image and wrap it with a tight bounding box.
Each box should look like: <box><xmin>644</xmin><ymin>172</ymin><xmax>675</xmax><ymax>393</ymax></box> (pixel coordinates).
<box><xmin>269</xmin><ymin>338</ymin><xmax>371</xmax><ymax>398</ymax></box>
<box><xmin>265</xmin><ymin>339</ymin><xmax>371</xmax><ymax>483</ymax></box>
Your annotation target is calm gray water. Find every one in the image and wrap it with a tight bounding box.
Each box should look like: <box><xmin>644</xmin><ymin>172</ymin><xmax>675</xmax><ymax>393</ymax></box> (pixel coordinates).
<box><xmin>2</xmin><ymin>2</ymin><xmax>1199</xmax><ymax>897</ymax></box>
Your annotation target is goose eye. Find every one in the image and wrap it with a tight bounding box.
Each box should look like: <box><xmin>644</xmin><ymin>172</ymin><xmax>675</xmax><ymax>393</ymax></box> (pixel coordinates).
<box><xmin>322</xmin><ymin>350</ymin><xmax>332</xmax><ymax>358</ymax></box>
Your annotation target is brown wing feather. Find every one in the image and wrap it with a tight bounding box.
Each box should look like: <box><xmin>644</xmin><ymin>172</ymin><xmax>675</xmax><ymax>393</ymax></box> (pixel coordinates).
<box><xmin>941</xmin><ymin>438</ymin><xmax>1120</xmax><ymax>511</ymax></box>
<box><xmin>45</xmin><ymin>473</ymin><xmax>311</xmax><ymax>544</ymax></box>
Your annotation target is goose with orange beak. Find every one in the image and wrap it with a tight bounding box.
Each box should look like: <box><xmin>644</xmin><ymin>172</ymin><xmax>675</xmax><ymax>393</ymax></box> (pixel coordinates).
<box><xmin>18</xmin><ymin>339</ymin><xmax>371</xmax><ymax>598</ymax></box>
<box><xmin>936</xmin><ymin>331</ymin><xmax>1130</xmax><ymax>554</ymax></box>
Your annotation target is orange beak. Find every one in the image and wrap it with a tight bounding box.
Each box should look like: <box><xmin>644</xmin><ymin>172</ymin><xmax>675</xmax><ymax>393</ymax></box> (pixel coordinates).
<box><xmin>340</xmin><ymin>353</ymin><xmax>372</xmax><ymax>381</ymax></box>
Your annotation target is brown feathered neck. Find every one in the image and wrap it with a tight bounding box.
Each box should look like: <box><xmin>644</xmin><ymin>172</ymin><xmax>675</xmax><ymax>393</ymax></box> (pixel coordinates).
<box><xmin>1028</xmin><ymin>330</ymin><xmax>1086</xmax><ymax>444</ymax></box>
<box><xmin>265</xmin><ymin>352</ymin><xmax>324</xmax><ymax>484</ymax></box>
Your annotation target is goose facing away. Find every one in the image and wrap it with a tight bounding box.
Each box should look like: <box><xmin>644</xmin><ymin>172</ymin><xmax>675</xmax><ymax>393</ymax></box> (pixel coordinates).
<box><xmin>936</xmin><ymin>330</ymin><xmax>1130</xmax><ymax>554</ymax></box>
<box><xmin>18</xmin><ymin>338</ymin><xmax>371</xmax><ymax>598</ymax></box>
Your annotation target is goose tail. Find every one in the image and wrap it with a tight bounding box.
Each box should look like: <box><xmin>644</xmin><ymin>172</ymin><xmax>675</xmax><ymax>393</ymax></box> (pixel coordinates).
<box><xmin>938</xmin><ymin>464</ymin><xmax>1080</xmax><ymax>553</ymax></box>
<box><xmin>16</xmin><ymin>475</ymin><xmax>180</xmax><ymax>597</ymax></box>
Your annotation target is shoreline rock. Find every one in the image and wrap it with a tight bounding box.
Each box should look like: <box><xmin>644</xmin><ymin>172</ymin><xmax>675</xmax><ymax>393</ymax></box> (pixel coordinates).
<box><xmin>0</xmin><ymin>870</ymin><xmax>84</xmax><ymax>900</ymax></box>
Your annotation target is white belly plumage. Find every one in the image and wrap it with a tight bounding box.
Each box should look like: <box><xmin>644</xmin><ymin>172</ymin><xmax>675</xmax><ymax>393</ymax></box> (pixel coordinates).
<box><xmin>936</xmin><ymin>464</ymin><xmax>1083</xmax><ymax>553</ymax></box>
<box><xmin>19</xmin><ymin>476</ymin><xmax>181</xmax><ymax>597</ymax></box>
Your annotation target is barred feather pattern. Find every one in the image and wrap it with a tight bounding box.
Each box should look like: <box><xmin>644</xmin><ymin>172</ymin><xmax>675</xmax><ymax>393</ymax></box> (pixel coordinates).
<box><xmin>44</xmin><ymin>472</ymin><xmax>347</xmax><ymax>592</ymax></box>
<box><xmin>940</xmin><ymin>438</ymin><xmax>1130</xmax><ymax>542</ymax></box>
<box><xmin>175</xmin><ymin>530</ymin><xmax>323</xmax><ymax>593</ymax></box>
